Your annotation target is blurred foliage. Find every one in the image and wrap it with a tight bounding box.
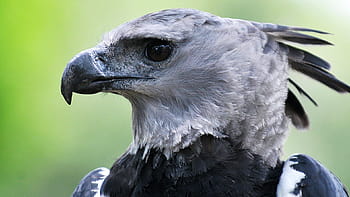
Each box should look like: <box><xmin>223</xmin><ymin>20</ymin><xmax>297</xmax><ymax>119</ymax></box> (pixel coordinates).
<box><xmin>0</xmin><ymin>0</ymin><xmax>349</xmax><ymax>196</ymax></box>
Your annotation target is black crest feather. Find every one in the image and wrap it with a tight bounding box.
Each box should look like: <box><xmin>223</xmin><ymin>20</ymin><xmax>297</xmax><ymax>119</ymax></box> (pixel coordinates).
<box><xmin>254</xmin><ymin>22</ymin><xmax>350</xmax><ymax>129</ymax></box>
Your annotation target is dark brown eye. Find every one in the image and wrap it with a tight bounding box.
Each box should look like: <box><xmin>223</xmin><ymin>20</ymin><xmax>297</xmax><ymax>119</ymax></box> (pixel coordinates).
<box><xmin>145</xmin><ymin>40</ymin><xmax>173</xmax><ymax>62</ymax></box>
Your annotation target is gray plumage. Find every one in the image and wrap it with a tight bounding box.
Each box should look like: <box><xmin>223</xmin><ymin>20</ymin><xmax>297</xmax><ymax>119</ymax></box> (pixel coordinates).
<box><xmin>102</xmin><ymin>9</ymin><xmax>290</xmax><ymax>165</ymax></box>
<box><xmin>61</xmin><ymin>8</ymin><xmax>349</xmax><ymax>197</ymax></box>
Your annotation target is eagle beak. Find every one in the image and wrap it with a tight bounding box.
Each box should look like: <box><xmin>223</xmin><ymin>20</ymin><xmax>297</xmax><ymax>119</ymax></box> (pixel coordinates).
<box><xmin>61</xmin><ymin>48</ymin><xmax>154</xmax><ymax>105</ymax></box>
<box><xmin>61</xmin><ymin>49</ymin><xmax>104</xmax><ymax>105</ymax></box>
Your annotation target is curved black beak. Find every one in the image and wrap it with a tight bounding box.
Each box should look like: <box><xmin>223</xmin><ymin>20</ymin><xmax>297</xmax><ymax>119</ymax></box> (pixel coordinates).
<box><xmin>61</xmin><ymin>49</ymin><xmax>153</xmax><ymax>105</ymax></box>
<box><xmin>61</xmin><ymin>50</ymin><xmax>105</xmax><ymax>105</ymax></box>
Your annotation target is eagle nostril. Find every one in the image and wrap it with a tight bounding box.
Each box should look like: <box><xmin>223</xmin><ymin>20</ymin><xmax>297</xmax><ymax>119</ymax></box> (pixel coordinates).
<box><xmin>95</xmin><ymin>55</ymin><xmax>107</xmax><ymax>63</ymax></box>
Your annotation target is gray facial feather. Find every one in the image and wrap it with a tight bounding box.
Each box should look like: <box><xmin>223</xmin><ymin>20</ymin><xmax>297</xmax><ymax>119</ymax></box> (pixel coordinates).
<box><xmin>64</xmin><ymin>9</ymin><xmax>348</xmax><ymax>167</ymax></box>
<box><xmin>98</xmin><ymin>9</ymin><xmax>291</xmax><ymax>166</ymax></box>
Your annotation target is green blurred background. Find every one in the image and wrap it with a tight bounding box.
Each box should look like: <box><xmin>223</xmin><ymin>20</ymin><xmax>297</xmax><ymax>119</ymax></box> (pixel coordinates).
<box><xmin>1</xmin><ymin>0</ymin><xmax>350</xmax><ymax>196</ymax></box>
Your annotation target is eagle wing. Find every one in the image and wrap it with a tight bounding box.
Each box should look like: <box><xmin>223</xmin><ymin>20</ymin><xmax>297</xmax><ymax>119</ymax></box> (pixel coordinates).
<box><xmin>277</xmin><ymin>154</ymin><xmax>348</xmax><ymax>197</ymax></box>
<box><xmin>72</xmin><ymin>167</ymin><xmax>110</xmax><ymax>197</ymax></box>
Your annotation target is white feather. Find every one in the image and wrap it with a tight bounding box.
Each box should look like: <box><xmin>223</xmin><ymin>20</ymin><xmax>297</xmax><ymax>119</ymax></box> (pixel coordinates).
<box><xmin>277</xmin><ymin>154</ymin><xmax>306</xmax><ymax>197</ymax></box>
<box><xmin>92</xmin><ymin>168</ymin><xmax>110</xmax><ymax>197</ymax></box>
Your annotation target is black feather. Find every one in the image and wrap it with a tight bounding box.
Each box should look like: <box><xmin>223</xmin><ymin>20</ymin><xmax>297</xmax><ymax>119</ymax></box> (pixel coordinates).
<box><xmin>281</xmin><ymin>43</ymin><xmax>331</xmax><ymax>70</ymax></box>
<box><xmin>290</xmin><ymin>61</ymin><xmax>350</xmax><ymax>93</ymax></box>
<box><xmin>272</xmin><ymin>31</ymin><xmax>332</xmax><ymax>45</ymax></box>
<box><xmin>284</xmin><ymin>26</ymin><xmax>330</xmax><ymax>34</ymax></box>
<box><xmin>285</xmin><ymin>89</ymin><xmax>309</xmax><ymax>129</ymax></box>
<box><xmin>251</xmin><ymin>22</ymin><xmax>332</xmax><ymax>45</ymax></box>
<box><xmin>288</xmin><ymin>78</ymin><xmax>318</xmax><ymax>106</ymax></box>
<box><xmin>256</xmin><ymin>22</ymin><xmax>350</xmax><ymax>130</ymax></box>
<box><xmin>285</xmin><ymin>154</ymin><xmax>349</xmax><ymax>197</ymax></box>
<box><xmin>251</xmin><ymin>22</ymin><xmax>330</xmax><ymax>34</ymax></box>
<box><xmin>259</xmin><ymin>23</ymin><xmax>350</xmax><ymax>92</ymax></box>
<box><xmin>102</xmin><ymin>135</ymin><xmax>281</xmax><ymax>197</ymax></box>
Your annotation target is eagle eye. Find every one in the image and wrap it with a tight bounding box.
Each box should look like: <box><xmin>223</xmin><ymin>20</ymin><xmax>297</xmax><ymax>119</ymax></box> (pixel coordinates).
<box><xmin>145</xmin><ymin>40</ymin><xmax>173</xmax><ymax>62</ymax></box>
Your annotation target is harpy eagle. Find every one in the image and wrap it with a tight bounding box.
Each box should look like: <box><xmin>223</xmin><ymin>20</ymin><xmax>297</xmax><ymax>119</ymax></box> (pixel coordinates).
<box><xmin>61</xmin><ymin>9</ymin><xmax>349</xmax><ymax>197</ymax></box>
